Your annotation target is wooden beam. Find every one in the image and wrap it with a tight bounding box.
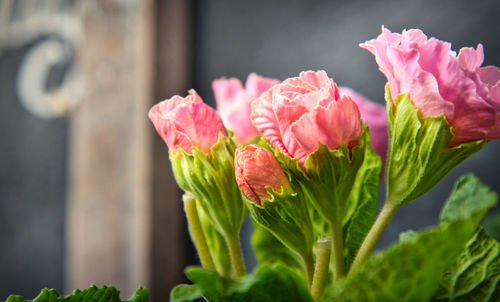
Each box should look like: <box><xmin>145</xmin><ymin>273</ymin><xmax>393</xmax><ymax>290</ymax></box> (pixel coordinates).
<box><xmin>66</xmin><ymin>0</ymin><xmax>155</xmax><ymax>297</ymax></box>
<box><xmin>150</xmin><ymin>0</ymin><xmax>192</xmax><ymax>301</ymax></box>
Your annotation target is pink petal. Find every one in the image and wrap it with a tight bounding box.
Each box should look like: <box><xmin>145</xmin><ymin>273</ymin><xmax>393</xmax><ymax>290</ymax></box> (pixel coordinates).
<box><xmin>458</xmin><ymin>44</ymin><xmax>484</xmax><ymax>71</ymax></box>
<box><xmin>170</xmin><ymin>102</ymin><xmax>226</xmax><ymax>153</ymax></box>
<box><xmin>251</xmin><ymin>89</ymin><xmax>291</xmax><ymax>156</ymax></box>
<box><xmin>389</xmin><ymin>38</ymin><xmax>454</xmax><ymax>119</ymax></box>
<box><xmin>212</xmin><ymin>77</ymin><xmax>245</xmax><ymax>110</ymax></box>
<box><xmin>339</xmin><ymin>87</ymin><xmax>388</xmax><ymax>159</ymax></box>
<box><xmin>360</xmin><ymin>27</ymin><xmax>403</xmax><ymax>98</ymax></box>
<box><xmin>235</xmin><ymin>145</ymin><xmax>289</xmax><ymax>204</ymax></box>
<box><xmin>149</xmin><ymin>109</ymin><xmax>192</xmax><ymax>153</ymax></box>
<box><xmin>150</xmin><ymin>89</ymin><xmax>226</xmax><ymax>153</ymax></box>
<box><xmin>290</xmin><ymin>96</ymin><xmax>362</xmax><ymax>167</ymax></box>
<box><xmin>223</xmin><ymin>103</ymin><xmax>258</xmax><ymax>142</ymax></box>
<box><xmin>417</xmin><ymin>40</ymin><xmax>495</xmax><ymax>145</ymax></box>
<box><xmin>478</xmin><ymin>66</ymin><xmax>500</xmax><ymax>86</ymax></box>
<box><xmin>235</xmin><ymin>149</ymin><xmax>261</xmax><ymax>205</ymax></box>
<box><xmin>245</xmin><ymin>73</ymin><xmax>280</xmax><ymax>100</ymax></box>
<box><xmin>273</xmin><ymin>98</ymin><xmax>310</xmax><ymax>162</ymax></box>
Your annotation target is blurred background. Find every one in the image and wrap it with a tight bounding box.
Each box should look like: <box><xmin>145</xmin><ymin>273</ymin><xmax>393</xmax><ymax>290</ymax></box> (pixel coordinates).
<box><xmin>0</xmin><ymin>0</ymin><xmax>499</xmax><ymax>301</ymax></box>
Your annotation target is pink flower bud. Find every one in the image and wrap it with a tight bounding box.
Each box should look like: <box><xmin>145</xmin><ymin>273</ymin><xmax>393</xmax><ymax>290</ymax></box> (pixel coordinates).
<box><xmin>234</xmin><ymin>144</ymin><xmax>290</xmax><ymax>205</ymax></box>
<box><xmin>361</xmin><ymin>27</ymin><xmax>500</xmax><ymax>146</ymax></box>
<box><xmin>149</xmin><ymin>89</ymin><xmax>227</xmax><ymax>153</ymax></box>
<box><xmin>213</xmin><ymin>73</ymin><xmax>280</xmax><ymax>142</ymax></box>
<box><xmin>339</xmin><ymin>87</ymin><xmax>388</xmax><ymax>159</ymax></box>
<box><xmin>251</xmin><ymin>70</ymin><xmax>363</xmax><ymax>169</ymax></box>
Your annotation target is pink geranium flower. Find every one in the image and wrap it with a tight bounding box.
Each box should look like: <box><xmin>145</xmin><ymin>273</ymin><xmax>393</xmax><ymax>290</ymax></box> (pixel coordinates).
<box><xmin>234</xmin><ymin>144</ymin><xmax>290</xmax><ymax>205</ymax></box>
<box><xmin>149</xmin><ymin>89</ymin><xmax>226</xmax><ymax>154</ymax></box>
<box><xmin>250</xmin><ymin>70</ymin><xmax>362</xmax><ymax>169</ymax></box>
<box><xmin>339</xmin><ymin>87</ymin><xmax>388</xmax><ymax>159</ymax></box>
<box><xmin>213</xmin><ymin>73</ymin><xmax>280</xmax><ymax>142</ymax></box>
<box><xmin>361</xmin><ymin>27</ymin><xmax>500</xmax><ymax>146</ymax></box>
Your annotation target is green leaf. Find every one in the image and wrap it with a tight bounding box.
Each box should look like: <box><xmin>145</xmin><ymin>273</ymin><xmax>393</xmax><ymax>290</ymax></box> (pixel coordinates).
<box><xmin>440</xmin><ymin>173</ymin><xmax>498</xmax><ymax>225</ymax></box>
<box><xmin>398</xmin><ymin>230</ymin><xmax>418</xmax><ymax>243</ymax></box>
<box><xmin>343</xmin><ymin>128</ymin><xmax>381</xmax><ymax>270</ymax></box>
<box><xmin>124</xmin><ymin>287</ymin><xmax>149</xmax><ymax>302</ymax></box>
<box><xmin>385</xmin><ymin>84</ymin><xmax>485</xmax><ymax>206</ymax></box>
<box><xmin>5</xmin><ymin>285</ymin><xmax>149</xmax><ymax>302</ymax></box>
<box><xmin>323</xmin><ymin>221</ymin><xmax>480</xmax><ymax>302</ymax></box>
<box><xmin>322</xmin><ymin>173</ymin><xmax>497</xmax><ymax>302</ymax></box>
<box><xmin>482</xmin><ymin>211</ymin><xmax>500</xmax><ymax>242</ymax></box>
<box><xmin>171</xmin><ymin>134</ymin><xmax>246</xmax><ymax>239</ymax></box>
<box><xmin>251</xmin><ymin>223</ymin><xmax>303</xmax><ymax>274</ymax></box>
<box><xmin>170</xmin><ymin>284</ymin><xmax>202</xmax><ymax>302</ymax></box>
<box><xmin>179</xmin><ymin>264</ymin><xmax>313</xmax><ymax>302</ymax></box>
<box><xmin>432</xmin><ymin>227</ymin><xmax>500</xmax><ymax>302</ymax></box>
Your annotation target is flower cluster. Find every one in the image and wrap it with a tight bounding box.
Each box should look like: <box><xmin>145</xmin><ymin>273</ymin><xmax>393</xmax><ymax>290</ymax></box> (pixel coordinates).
<box><xmin>149</xmin><ymin>27</ymin><xmax>500</xmax><ymax>301</ymax></box>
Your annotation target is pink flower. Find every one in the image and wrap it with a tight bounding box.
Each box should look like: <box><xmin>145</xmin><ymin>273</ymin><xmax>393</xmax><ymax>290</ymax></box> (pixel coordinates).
<box><xmin>361</xmin><ymin>27</ymin><xmax>500</xmax><ymax>146</ymax></box>
<box><xmin>250</xmin><ymin>70</ymin><xmax>363</xmax><ymax>169</ymax></box>
<box><xmin>234</xmin><ymin>144</ymin><xmax>290</xmax><ymax>205</ymax></box>
<box><xmin>339</xmin><ymin>87</ymin><xmax>388</xmax><ymax>159</ymax></box>
<box><xmin>213</xmin><ymin>73</ymin><xmax>280</xmax><ymax>142</ymax></box>
<box><xmin>149</xmin><ymin>89</ymin><xmax>226</xmax><ymax>153</ymax></box>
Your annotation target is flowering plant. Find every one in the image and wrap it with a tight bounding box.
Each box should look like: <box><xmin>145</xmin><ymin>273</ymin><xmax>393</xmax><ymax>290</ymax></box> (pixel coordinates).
<box><xmin>150</xmin><ymin>28</ymin><xmax>500</xmax><ymax>302</ymax></box>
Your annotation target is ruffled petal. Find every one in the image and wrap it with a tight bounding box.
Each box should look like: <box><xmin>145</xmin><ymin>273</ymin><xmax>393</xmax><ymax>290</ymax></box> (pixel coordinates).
<box><xmin>458</xmin><ymin>44</ymin><xmax>484</xmax><ymax>71</ymax></box>
<box><xmin>251</xmin><ymin>89</ymin><xmax>291</xmax><ymax>155</ymax></box>
<box><xmin>339</xmin><ymin>87</ymin><xmax>388</xmax><ymax>159</ymax></box>
<box><xmin>212</xmin><ymin>77</ymin><xmax>244</xmax><ymax>110</ymax></box>
<box><xmin>291</xmin><ymin>96</ymin><xmax>362</xmax><ymax>166</ymax></box>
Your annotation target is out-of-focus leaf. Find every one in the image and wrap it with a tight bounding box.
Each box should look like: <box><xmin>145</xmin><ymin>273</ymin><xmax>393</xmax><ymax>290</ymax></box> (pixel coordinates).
<box><xmin>173</xmin><ymin>264</ymin><xmax>313</xmax><ymax>302</ymax></box>
<box><xmin>5</xmin><ymin>285</ymin><xmax>149</xmax><ymax>302</ymax></box>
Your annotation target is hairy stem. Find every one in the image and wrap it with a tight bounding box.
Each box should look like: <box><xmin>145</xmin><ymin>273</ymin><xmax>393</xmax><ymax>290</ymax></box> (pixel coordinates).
<box><xmin>183</xmin><ymin>194</ymin><xmax>215</xmax><ymax>271</ymax></box>
<box><xmin>225</xmin><ymin>233</ymin><xmax>246</xmax><ymax>278</ymax></box>
<box><xmin>330</xmin><ymin>218</ymin><xmax>345</xmax><ymax>279</ymax></box>
<box><xmin>349</xmin><ymin>202</ymin><xmax>399</xmax><ymax>273</ymax></box>
<box><xmin>300</xmin><ymin>251</ymin><xmax>315</xmax><ymax>288</ymax></box>
<box><xmin>311</xmin><ymin>237</ymin><xmax>332</xmax><ymax>301</ymax></box>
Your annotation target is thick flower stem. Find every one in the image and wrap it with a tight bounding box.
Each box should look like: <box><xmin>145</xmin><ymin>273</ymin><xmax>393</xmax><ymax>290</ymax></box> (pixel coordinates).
<box><xmin>183</xmin><ymin>194</ymin><xmax>216</xmax><ymax>271</ymax></box>
<box><xmin>349</xmin><ymin>202</ymin><xmax>399</xmax><ymax>273</ymax></box>
<box><xmin>311</xmin><ymin>237</ymin><xmax>332</xmax><ymax>301</ymax></box>
<box><xmin>330</xmin><ymin>219</ymin><xmax>345</xmax><ymax>279</ymax></box>
<box><xmin>300</xmin><ymin>251</ymin><xmax>315</xmax><ymax>288</ymax></box>
<box><xmin>225</xmin><ymin>233</ymin><xmax>246</xmax><ymax>278</ymax></box>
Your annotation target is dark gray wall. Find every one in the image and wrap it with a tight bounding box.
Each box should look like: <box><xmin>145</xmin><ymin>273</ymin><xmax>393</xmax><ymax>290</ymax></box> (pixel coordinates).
<box><xmin>0</xmin><ymin>40</ymin><xmax>67</xmax><ymax>299</ymax></box>
<box><xmin>192</xmin><ymin>0</ymin><xmax>500</xmax><ymax>264</ymax></box>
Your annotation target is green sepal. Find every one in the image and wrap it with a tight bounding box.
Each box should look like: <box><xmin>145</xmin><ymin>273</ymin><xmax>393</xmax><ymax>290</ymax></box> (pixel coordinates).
<box><xmin>273</xmin><ymin>129</ymin><xmax>368</xmax><ymax>237</ymax></box>
<box><xmin>343</xmin><ymin>130</ymin><xmax>382</xmax><ymax>270</ymax></box>
<box><xmin>385</xmin><ymin>84</ymin><xmax>485</xmax><ymax>206</ymax></box>
<box><xmin>198</xmin><ymin>204</ymin><xmax>232</xmax><ymax>277</ymax></box>
<box><xmin>170</xmin><ymin>133</ymin><xmax>246</xmax><ymax>238</ymax></box>
<box><xmin>245</xmin><ymin>186</ymin><xmax>314</xmax><ymax>260</ymax></box>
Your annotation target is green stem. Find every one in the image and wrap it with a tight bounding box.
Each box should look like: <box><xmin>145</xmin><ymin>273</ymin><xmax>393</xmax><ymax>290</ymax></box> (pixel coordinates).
<box><xmin>225</xmin><ymin>233</ymin><xmax>246</xmax><ymax>278</ymax></box>
<box><xmin>300</xmin><ymin>251</ymin><xmax>315</xmax><ymax>288</ymax></box>
<box><xmin>311</xmin><ymin>237</ymin><xmax>332</xmax><ymax>301</ymax></box>
<box><xmin>330</xmin><ymin>219</ymin><xmax>345</xmax><ymax>279</ymax></box>
<box><xmin>349</xmin><ymin>202</ymin><xmax>399</xmax><ymax>273</ymax></box>
<box><xmin>183</xmin><ymin>194</ymin><xmax>216</xmax><ymax>271</ymax></box>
